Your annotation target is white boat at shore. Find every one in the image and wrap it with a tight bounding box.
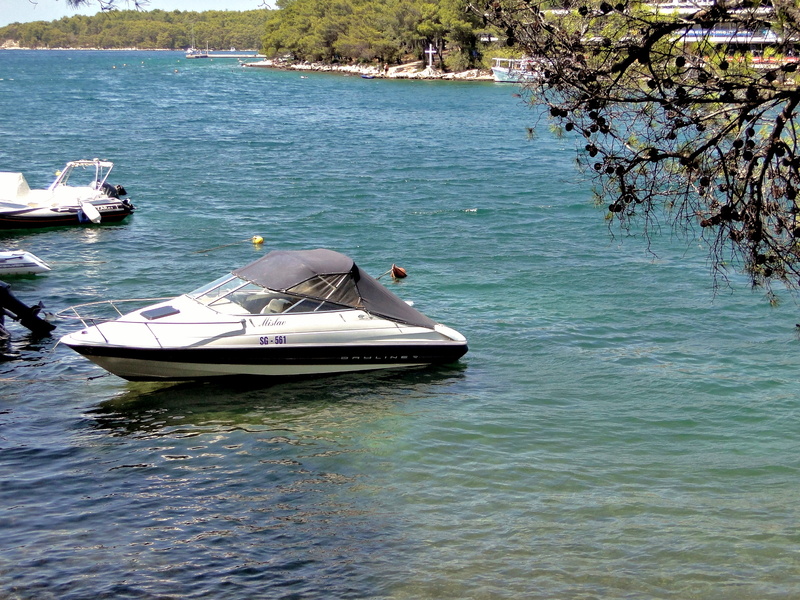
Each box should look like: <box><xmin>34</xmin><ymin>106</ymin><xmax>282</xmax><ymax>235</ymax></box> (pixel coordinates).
<box><xmin>186</xmin><ymin>40</ymin><xmax>210</xmax><ymax>59</ymax></box>
<box><xmin>490</xmin><ymin>57</ymin><xmax>542</xmax><ymax>83</ymax></box>
<box><xmin>59</xmin><ymin>248</ymin><xmax>468</xmax><ymax>381</ymax></box>
<box><xmin>0</xmin><ymin>250</ymin><xmax>51</xmax><ymax>275</ymax></box>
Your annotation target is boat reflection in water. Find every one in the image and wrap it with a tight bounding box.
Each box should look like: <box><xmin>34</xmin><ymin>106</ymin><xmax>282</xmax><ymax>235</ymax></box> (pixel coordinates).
<box><xmin>85</xmin><ymin>364</ymin><xmax>467</xmax><ymax>437</ymax></box>
<box><xmin>59</xmin><ymin>249</ymin><xmax>468</xmax><ymax>381</ymax></box>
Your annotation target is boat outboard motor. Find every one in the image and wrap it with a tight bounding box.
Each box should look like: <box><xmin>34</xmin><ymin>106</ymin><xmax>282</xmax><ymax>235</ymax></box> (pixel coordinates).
<box><xmin>97</xmin><ymin>181</ymin><xmax>121</xmax><ymax>198</ymax></box>
<box><xmin>0</xmin><ymin>281</ymin><xmax>56</xmax><ymax>336</ymax></box>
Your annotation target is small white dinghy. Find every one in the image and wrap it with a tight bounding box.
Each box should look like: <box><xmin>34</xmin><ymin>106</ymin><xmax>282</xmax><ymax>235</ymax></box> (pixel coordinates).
<box><xmin>0</xmin><ymin>250</ymin><xmax>51</xmax><ymax>275</ymax></box>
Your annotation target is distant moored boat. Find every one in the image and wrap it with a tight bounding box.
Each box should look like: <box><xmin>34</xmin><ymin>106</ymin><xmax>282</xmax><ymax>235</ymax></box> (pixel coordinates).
<box><xmin>490</xmin><ymin>57</ymin><xmax>541</xmax><ymax>83</ymax></box>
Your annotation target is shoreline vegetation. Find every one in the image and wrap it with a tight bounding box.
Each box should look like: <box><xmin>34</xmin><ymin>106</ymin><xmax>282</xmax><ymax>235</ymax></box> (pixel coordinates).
<box><xmin>0</xmin><ymin>6</ymin><xmax>500</xmax><ymax>81</ymax></box>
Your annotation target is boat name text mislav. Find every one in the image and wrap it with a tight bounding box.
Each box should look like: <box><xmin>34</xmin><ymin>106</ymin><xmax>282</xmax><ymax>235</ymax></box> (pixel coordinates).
<box><xmin>260</xmin><ymin>317</ymin><xmax>286</xmax><ymax>327</ymax></box>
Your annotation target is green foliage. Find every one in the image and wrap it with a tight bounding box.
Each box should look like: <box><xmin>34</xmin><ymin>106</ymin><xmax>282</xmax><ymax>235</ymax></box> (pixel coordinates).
<box><xmin>444</xmin><ymin>50</ymin><xmax>470</xmax><ymax>72</ymax></box>
<box><xmin>479</xmin><ymin>46</ymin><xmax>523</xmax><ymax>70</ymax></box>
<box><xmin>0</xmin><ymin>9</ymin><xmax>270</xmax><ymax>50</ymax></box>
<box><xmin>1</xmin><ymin>0</ymin><xmax>502</xmax><ymax>68</ymax></box>
<box><xmin>262</xmin><ymin>0</ymin><xmax>489</xmax><ymax>67</ymax></box>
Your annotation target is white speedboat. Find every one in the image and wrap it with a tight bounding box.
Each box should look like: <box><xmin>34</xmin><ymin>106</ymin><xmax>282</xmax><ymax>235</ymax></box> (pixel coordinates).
<box><xmin>0</xmin><ymin>159</ymin><xmax>134</xmax><ymax>229</ymax></box>
<box><xmin>59</xmin><ymin>249</ymin><xmax>468</xmax><ymax>381</ymax></box>
<box><xmin>0</xmin><ymin>250</ymin><xmax>51</xmax><ymax>275</ymax></box>
<box><xmin>490</xmin><ymin>57</ymin><xmax>542</xmax><ymax>83</ymax></box>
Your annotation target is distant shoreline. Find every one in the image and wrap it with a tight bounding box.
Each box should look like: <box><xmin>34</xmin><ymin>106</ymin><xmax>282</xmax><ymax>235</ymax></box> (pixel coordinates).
<box><xmin>0</xmin><ymin>45</ymin><xmax>261</xmax><ymax>52</ymax></box>
<box><xmin>1</xmin><ymin>45</ymin><xmax>170</xmax><ymax>51</ymax></box>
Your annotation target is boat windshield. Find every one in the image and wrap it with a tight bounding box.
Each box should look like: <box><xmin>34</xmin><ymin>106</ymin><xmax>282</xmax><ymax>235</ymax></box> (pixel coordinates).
<box><xmin>187</xmin><ymin>274</ymin><xmax>348</xmax><ymax>315</ymax></box>
<box><xmin>51</xmin><ymin>160</ymin><xmax>113</xmax><ymax>190</ymax></box>
<box><xmin>187</xmin><ymin>274</ymin><xmax>243</xmax><ymax>300</ymax></box>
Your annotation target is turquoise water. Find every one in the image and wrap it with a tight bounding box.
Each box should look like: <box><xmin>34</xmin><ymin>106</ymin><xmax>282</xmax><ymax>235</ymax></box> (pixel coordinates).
<box><xmin>1</xmin><ymin>50</ymin><xmax>799</xmax><ymax>599</ymax></box>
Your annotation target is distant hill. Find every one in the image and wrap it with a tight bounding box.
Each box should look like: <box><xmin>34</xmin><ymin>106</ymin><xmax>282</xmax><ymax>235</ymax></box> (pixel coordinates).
<box><xmin>0</xmin><ymin>1</ymin><xmax>505</xmax><ymax>72</ymax></box>
<box><xmin>0</xmin><ymin>9</ymin><xmax>270</xmax><ymax>51</ymax></box>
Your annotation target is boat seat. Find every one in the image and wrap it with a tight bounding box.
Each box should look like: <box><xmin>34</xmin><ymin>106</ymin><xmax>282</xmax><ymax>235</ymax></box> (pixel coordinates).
<box><xmin>0</xmin><ymin>173</ymin><xmax>31</xmax><ymax>199</ymax></box>
<box><xmin>261</xmin><ymin>298</ymin><xmax>292</xmax><ymax>314</ymax></box>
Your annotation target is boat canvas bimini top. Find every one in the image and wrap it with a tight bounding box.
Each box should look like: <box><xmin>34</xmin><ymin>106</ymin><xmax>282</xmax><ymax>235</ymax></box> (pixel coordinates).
<box><xmin>59</xmin><ymin>249</ymin><xmax>468</xmax><ymax>381</ymax></box>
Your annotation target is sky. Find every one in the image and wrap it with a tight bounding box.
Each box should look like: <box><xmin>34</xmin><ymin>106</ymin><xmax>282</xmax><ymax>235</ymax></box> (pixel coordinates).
<box><xmin>0</xmin><ymin>0</ymin><xmax>267</xmax><ymax>28</ymax></box>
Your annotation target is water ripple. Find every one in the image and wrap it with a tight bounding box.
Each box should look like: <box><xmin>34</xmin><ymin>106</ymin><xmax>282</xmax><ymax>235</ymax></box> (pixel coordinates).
<box><xmin>0</xmin><ymin>50</ymin><xmax>799</xmax><ymax>599</ymax></box>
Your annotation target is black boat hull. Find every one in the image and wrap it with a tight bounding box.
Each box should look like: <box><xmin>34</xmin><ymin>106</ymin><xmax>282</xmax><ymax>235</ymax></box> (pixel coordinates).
<box><xmin>0</xmin><ymin>201</ymin><xmax>134</xmax><ymax>229</ymax></box>
<box><xmin>65</xmin><ymin>341</ymin><xmax>469</xmax><ymax>381</ymax></box>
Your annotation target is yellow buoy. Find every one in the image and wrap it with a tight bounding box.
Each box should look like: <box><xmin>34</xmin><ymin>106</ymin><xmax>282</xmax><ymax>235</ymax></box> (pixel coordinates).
<box><xmin>252</xmin><ymin>235</ymin><xmax>264</xmax><ymax>245</ymax></box>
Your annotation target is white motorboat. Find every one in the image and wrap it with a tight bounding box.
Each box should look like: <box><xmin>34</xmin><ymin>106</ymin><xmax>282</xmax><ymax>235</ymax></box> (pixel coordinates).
<box><xmin>59</xmin><ymin>249</ymin><xmax>468</xmax><ymax>381</ymax></box>
<box><xmin>0</xmin><ymin>250</ymin><xmax>51</xmax><ymax>275</ymax></box>
<box><xmin>0</xmin><ymin>159</ymin><xmax>134</xmax><ymax>229</ymax></box>
<box><xmin>490</xmin><ymin>57</ymin><xmax>542</xmax><ymax>83</ymax></box>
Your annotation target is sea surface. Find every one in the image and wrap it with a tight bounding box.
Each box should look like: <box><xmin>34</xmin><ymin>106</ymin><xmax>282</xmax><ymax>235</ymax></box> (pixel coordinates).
<box><xmin>0</xmin><ymin>50</ymin><xmax>799</xmax><ymax>599</ymax></box>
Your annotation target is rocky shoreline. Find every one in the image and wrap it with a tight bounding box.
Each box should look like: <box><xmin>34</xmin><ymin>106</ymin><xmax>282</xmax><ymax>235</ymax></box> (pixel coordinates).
<box><xmin>242</xmin><ymin>58</ymin><xmax>494</xmax><ymax>81</ymax></box>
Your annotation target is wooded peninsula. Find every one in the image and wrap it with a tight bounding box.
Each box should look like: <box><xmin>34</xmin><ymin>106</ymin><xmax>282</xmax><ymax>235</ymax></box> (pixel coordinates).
<box><xmin>0</xmin><ymin>1</ymin><xmax>505</xmax><ymax>72</ymax></box>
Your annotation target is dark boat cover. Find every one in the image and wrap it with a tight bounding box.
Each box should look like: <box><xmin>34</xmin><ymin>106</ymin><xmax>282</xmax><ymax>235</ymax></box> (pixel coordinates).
<box><xmin>232</xmin><ymin>249</ymin><xmax>438</xmax><ymax>329</ymax></box>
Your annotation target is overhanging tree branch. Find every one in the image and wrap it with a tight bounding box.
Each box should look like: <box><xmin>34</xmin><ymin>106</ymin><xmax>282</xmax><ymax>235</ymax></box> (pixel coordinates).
<box><xmin>479</xmin><ymin>0</ymin><xmax>800</xmax><ymax>300</ymax></box>
<box><xmin>65</xmin><ymin>0</ymin><xmax>149</xmax><ymax>11</ymax></box>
